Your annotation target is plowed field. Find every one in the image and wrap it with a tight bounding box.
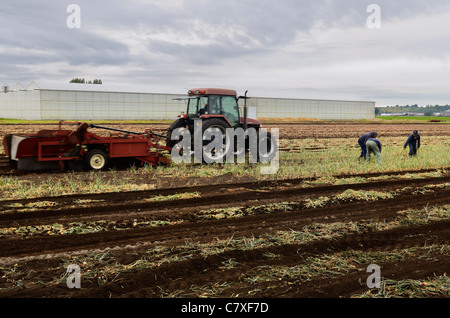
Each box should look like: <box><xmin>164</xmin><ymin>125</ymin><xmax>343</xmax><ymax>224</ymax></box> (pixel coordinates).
<box><xmin>0</xmin><ymin>122</ymin><xmax>449</xmax><ymax>301</ymax></box>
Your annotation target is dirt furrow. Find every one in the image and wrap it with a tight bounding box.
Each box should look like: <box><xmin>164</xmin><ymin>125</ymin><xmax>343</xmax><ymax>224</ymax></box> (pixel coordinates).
<box><xmin>0</xmin><ymin>187</ymin><xmax>448</xmax><ymax>262</ymax></box>
<box><xmin>263</xmin><ymin>254</ymin><xmax>449</xmax><ymax>298</ymax></box>
<box><xmin>0</xmin><ymin>174</ymin><xmax>448</xmax><ymax>228</ymax></box>
<box><xmin>2</xmin><ymin>219</ymin><xmax>445</xmax><ymax>298</ymax></box>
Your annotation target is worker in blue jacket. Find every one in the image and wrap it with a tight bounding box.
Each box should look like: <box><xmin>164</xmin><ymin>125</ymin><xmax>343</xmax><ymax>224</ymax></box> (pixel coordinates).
<box><xmin>366</xmin><ymin>137</ymin><xmax>382</xmax><ymax>164</ymax></box>
<box><xmin>358</xmin><ymin>131</ymin><xmax>378</xmax><ymax>160</ymax></box>
<box><xmin>404</xmin><ymin>130</ymin><xmax>421</xmax><ymax>156</ymax></box>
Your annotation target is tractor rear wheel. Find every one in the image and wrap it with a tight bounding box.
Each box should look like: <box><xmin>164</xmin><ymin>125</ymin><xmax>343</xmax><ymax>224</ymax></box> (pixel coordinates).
<box><xmin>86</xmin><ymin>149</ymin><xmax>108</xmax><ymax>171</ymax></box>
<box><xmin>200</xmin><ymin>118</ymin><xmax>231</xmax><ymax>163</ymax></box>
<box><xmin>257</xmin><ymin>131</ymin><xmax>277</xmax><ymax>163</ymax></box>
<box><xmin>247</xmin><ymin>131</ymin><xmax>277</xmax><ymax>164</ymax></box>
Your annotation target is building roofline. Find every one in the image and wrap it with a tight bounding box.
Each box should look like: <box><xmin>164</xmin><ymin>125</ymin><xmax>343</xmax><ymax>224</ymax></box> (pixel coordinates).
<box><xmin>3</xmin><ymin>81</ymin><xmax>376</xmax><ymax>103</ymax></box>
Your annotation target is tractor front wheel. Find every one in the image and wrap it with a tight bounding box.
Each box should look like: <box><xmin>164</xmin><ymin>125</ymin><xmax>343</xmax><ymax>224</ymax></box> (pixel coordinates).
<box><xmin>86</xmin><ymin>149</ymin><xmax>108</xmax><ymax>171</ymax></box>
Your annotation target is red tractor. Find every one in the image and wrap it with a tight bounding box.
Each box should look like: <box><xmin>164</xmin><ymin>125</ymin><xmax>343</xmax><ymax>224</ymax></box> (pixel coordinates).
<box><xmin>167</xmin><ymin>88</ymin><xmax>275</xmax><ymax>162</ymax></box>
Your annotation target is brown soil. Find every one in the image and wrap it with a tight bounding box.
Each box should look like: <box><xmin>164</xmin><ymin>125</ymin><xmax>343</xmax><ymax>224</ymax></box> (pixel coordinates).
<box><xmin>0</xmin><ymin>173</ymin><xmax>448</xmax><ymax>298</ymax></box>
<box><xmin>1</xmin><ymin>122</ymin><xmax>449</xmax><ymax>140</ymax></box>
<box><xmin>0</xmin><ymin>123</ymin><xmax>448</xmax><ymax>300</ymax></box>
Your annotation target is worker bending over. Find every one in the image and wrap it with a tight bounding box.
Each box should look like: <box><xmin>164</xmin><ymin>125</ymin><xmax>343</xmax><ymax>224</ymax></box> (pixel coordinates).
<box><xmin>366</xmin><ymin>137</ymin><xmax>382</xmax><ymax>164</ymax></box>
<box><xmin>358</xmin><ymin>131</ymin><xmax>378</xmax><ymax>160</ymax></box>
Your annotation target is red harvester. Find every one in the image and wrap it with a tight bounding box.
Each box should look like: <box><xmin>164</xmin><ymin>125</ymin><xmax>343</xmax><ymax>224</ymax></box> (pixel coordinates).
<box><xmin>2</xmin><ymin>121</ymin><xmax>172</xmax><ymax>171</ymax></box>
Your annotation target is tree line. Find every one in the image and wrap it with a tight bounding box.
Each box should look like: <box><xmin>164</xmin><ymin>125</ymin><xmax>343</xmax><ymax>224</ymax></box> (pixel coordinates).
<box><xmin>70</xmin><ymin>78</ymin><xmax>102</xmax><ymax>84</ymax></box>
<box><xmin>376</xmin><ymin>104</ymin><xmax>450</xmax><ymax>115</ymax></box>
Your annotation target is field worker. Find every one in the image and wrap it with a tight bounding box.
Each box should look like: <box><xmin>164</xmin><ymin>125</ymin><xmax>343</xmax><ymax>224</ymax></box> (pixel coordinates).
<box><xmin>358</xmin><ymin>131</ymin><xmax>378</xmax><ymax>160</ymax></box>
<box><xmin>404</xmin><ymin>130</ymin><xmax>421</xmax><ymax>157</ymax></box>
<box><xmin>365</xmin><ymin>137</ymin><xmax>382</xmax><ymax>164</ymax></box>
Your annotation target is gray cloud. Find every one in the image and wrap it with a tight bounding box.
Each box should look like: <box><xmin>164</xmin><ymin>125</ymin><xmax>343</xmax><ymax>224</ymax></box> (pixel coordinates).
<box><xmin>1</xmin><ymin>0</ymin><xmax>450</xmax><ymax>105</ymax></box>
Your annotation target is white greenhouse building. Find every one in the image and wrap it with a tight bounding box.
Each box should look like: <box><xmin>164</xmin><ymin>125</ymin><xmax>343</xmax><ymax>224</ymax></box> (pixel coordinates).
<box><xmin>0</xmin><ymin>82</ymin><xmax>375</xmax><ymax>121</ymax></box>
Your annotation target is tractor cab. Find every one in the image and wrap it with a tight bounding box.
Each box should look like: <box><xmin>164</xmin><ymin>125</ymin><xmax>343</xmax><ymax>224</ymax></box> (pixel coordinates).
<box><xmin>186</xmin><ymin>88</ymin><xmax>241</xmax><ymax>128</ymax></box>
<box><xmin>167</xmin><ymin>88</ymin><xmax>263</xmax><ymax>150</ymax></box>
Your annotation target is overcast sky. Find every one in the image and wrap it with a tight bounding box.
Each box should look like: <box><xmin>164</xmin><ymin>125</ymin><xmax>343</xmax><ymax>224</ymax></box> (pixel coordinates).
<box><xmin>2</xmin><ymin>0</ymin><xmax>450</xmax><ymax>106</ymax></box>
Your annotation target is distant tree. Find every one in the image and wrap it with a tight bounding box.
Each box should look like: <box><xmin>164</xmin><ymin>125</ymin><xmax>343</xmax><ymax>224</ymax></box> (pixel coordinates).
<box><xmin>70</xmin><ymin>78</ymin><xmax>85</xmax><ymax>83</ymax></box>
<box><xmin>69</xmin><ymin>78</ymin><xmax>102</xmax><ymax>84</ymax></box>
<box><xmin>379</xmin><ymin>104</ymin><xmax>450</xmax><ymax>114</ymax></box>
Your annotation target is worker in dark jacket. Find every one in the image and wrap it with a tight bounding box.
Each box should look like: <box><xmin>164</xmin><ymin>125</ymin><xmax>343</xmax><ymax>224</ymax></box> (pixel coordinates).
<box><xmin>404</xmin><ymin>130</ymin><xmax>421</xmax><ymax>157</ymax></box>
<box><xmin>358</xmin><ymin>131</ymin><xmax>378</xmax><ymax>159</ymax></box>
<box><xmin>366</xmin><ymin>137</ymin><xmax>382</xmax><ymax>163</ymax></box>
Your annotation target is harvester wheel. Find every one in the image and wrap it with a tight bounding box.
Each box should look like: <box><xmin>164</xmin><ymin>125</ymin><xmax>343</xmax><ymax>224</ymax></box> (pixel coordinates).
<box><xmin>86</xmin><ymin>149</ymin><xmax>108</xmax><ymax>171</ymax></box>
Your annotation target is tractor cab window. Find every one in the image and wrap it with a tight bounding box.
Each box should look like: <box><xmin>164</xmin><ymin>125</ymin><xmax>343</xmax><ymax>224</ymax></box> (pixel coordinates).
<box><xmin>187</xmin><ymin>97</ymin><xmax>208</xmax><ymax>117</ymax></box>
<box><xmin>221</xmin><ymin>96</ymin><xmax>240</xmax><ymax>127</ymax></box>
<box><xmin>207</xmin><ymin>95</ymin><xmax>240</xmax><ymax>127</ymax></box>
<box><xmin>208</xmin><ymin>96</ymin><xmax>221</xmax><ymax>115</ymax></box>
<box><xmin>187</xmin><ymin>95</ymin><xmax>240</xmax><ymax>128</ymax></box>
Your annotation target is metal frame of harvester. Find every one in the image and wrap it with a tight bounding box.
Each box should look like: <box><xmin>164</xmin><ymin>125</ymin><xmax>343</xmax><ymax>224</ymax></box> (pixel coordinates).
<box><xmin>3</xmin><ymin>121</ymin><xmax>172</xmax><ymax>171</ymax></box>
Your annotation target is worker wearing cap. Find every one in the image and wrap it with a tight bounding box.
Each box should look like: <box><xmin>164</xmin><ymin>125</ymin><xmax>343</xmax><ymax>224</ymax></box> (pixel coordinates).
<box><xmin>358</xmin><ymin>131</ymin><xmax>378</xmax><ymax>160</ymax></box>
<box><xmin>366</xmin><ymin>137</ymin><xmax>382</xmax><ymax>164</ymax></box>
<box><xmin>404</xmin><ymin>130</ymin><xmax>421</xmax><ymax>157</ymax></box>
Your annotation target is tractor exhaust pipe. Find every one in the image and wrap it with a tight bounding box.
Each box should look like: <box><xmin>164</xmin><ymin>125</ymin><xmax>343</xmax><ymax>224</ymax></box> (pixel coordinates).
<box><xmin>243</xmin><ymin>90</ymin><xmax>249</xmax><ymax>131</ymax></box>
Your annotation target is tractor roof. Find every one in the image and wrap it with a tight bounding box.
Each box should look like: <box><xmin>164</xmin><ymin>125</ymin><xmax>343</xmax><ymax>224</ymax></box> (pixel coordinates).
<box><xmin>188</xmin><ymin>88</ymin><xmax>237</xmax><ymax>96</ymax></box>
